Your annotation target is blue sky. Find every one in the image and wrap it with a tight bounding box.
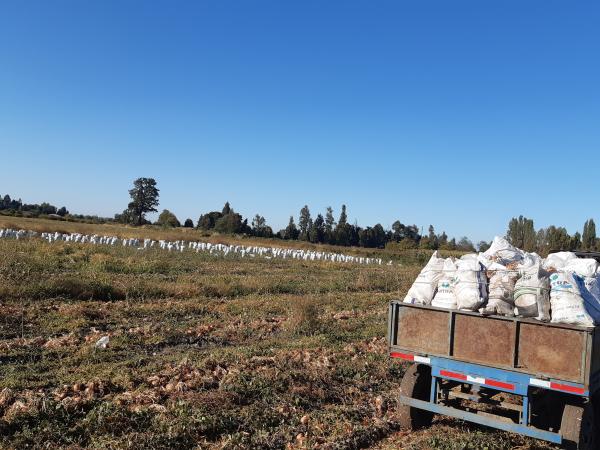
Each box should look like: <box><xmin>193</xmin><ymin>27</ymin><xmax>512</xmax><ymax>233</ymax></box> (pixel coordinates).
<box><xmin>1</xmin><ymin>1</ymin><xmax>598</xmax><ymax>243</ymax></box>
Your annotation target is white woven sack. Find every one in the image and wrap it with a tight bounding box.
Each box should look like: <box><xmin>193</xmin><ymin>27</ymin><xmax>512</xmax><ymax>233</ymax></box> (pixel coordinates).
<box><xmin>431</xmin><ymin>258</ymin><xmax>458</xmax><ymax>309</ymax></box>
<box><xmin>454</xmin><ymin>258</ymin><xmax>487</xmax><ymax>311</ymax></box>
<box><xmin>513</xmin><ymin>265</ymin><xmax>550</xmax><ymax>321</ymax></box>
<box><xmin>549</xmin><ymin>272</ymin><xmax>595</xmax><ymax>327</ymax></box>
<box><xmin>403</xmin><ymin>251</ymin><xmax>445</xmax><ymax>305</ymax></box>
<box><xmin>480</xmin><ymin>263</ymin><xmax>518</xmax><ymax>316</ymax></box>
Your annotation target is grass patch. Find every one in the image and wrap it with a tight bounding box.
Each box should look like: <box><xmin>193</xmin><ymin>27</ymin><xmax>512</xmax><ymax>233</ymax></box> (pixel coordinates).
<box><xmin>0</xmin><ymin>224</ymin><xmax>552</xmax><ymax>449</ymax></box>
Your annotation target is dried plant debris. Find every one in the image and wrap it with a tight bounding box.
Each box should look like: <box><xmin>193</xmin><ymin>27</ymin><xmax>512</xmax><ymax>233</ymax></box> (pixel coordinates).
<box><xmin>0</xmin><ymin>231</ymin><xmax>554</xmax><ymax>449</ymax></box>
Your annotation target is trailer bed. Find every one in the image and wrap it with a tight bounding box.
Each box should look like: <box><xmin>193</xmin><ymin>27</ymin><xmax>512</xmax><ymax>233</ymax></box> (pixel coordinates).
<box><xmin>388</xmin><ymin>301</ymin><xmax>600</xmax><ymax>390</ymax></box>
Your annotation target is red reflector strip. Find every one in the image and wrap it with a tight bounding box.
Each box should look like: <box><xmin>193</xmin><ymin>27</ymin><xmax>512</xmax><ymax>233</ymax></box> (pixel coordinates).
<box><xmin>390</xmin><ymin>352</ymin><xmax>414</xmax><ymax>361</ymax></box>
<box><xmin>550</xmin><ymin>382</ymin><xmax>586</xmax><ymax>395</ymax></box>
<box><xmin>485</xmin><ymin>379</ymin><xmax>515</xmax><ymax>391</ymax></box>
<box><xmin>440</xmin><ymin>370</ymin><xmax>467</xmax><ymax>381</ymax></box>
<box><xmin>441</xmin><ymin>371</ymin><xmax>515</xmax><ymax>391</ymax></box>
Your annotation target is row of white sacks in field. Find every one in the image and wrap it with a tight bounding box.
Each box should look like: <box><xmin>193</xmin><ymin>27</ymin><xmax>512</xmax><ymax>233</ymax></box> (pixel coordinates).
<box><xmin>404</xmin><ymin>236</ymin><xmax>600</xmax><ymax>327</ymax></box>
<box><xmin>0</xmin><ymin>228</ymin><xmax>388</xmax><ymax>265</ymax></box>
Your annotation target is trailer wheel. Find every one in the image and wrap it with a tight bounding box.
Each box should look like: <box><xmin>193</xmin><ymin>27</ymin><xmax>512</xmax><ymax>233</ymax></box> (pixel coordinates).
<box><xmin>561</xmin><ymin>403</ymin><xmax>596</xmax><ymax>450</ymax></box>
<box><xmin>398</xmin><ymin>364</ymin><xmax>434</xmax><ymax>430</ymax></box>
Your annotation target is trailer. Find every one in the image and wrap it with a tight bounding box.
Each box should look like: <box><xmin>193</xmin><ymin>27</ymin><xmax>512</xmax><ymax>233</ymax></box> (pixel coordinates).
<box><xmin>388</xmin><ymin>301</ymin><xmax>600</xmax><ymax>449</ymax></box>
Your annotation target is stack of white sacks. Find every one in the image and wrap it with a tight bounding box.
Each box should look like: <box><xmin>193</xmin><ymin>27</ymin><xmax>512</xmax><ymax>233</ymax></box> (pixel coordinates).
<box><xmin>403</xmin><ymin>236</ymin><xmax>600</xmax><ymax>327</ymax></box>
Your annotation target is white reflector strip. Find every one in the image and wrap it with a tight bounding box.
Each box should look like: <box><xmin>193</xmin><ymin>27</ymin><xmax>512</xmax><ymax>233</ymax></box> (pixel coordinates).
<box><xmin>414</xmin><ymin>355</ymin><xmax>430</xmax><ymax>364</ymax></box>
<box><xmin>530</xmin><ymin>378</ymin><xmax>551</xmax><ymax>388</ymax></box>
<box><xmin>467</xmin><ymin>375</ymin><xmax>486</xmax><ymax>384</ymax></box>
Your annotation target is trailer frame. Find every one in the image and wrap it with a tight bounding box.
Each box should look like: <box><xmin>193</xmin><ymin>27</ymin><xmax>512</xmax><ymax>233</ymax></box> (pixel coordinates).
<box><xmin>388</xmin><ymin>301</ymin><xmax>599</xmax><ymax>448</ymax></box>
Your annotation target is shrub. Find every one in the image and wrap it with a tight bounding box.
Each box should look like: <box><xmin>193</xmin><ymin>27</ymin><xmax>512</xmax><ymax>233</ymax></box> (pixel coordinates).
<box><xmin>156</xmin><ymin>210</ymin><xmax>180</xmax><ymax>228</ymax></box>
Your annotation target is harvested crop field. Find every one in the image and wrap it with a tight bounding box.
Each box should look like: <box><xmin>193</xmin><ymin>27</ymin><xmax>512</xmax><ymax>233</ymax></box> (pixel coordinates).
<box><xmin>0</xmin><ymin>223</ymin><xmax>556</xmax><ymax>449</ymax></box>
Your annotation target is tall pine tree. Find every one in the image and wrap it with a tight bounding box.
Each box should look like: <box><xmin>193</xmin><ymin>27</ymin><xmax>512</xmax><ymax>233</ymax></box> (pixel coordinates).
<box><xmin>507</xmin><ymin>215</ymin><xmax>536</xmax><ymax>252</ymax></box>
<box><xmin>334</xmin><ymin>205</ymin><xmax>349</xmax><ymax>246</ymax></box>
<box><xmin>298</xmin><ymin>205</ymin><xmax>312</xmax><ymax>241</ymax></box>
<box><xmin>582</xmin><ymin>219</ymin><xmax>597</xmax><ymax>250</ymax></box>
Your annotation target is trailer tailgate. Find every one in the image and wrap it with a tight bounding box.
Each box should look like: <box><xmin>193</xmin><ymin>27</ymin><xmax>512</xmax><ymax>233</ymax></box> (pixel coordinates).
<box><xmin>389</xmin><ymin>301</ymin><xmax>597</xmax><ymax>386</ymax></box>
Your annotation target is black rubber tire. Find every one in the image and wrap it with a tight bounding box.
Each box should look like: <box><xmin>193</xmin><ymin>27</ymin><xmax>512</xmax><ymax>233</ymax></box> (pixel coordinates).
<box><xmin>398</xmin><ymin>364</ymin><xmax>434</xmax><ymax>430</ymax></box>
<box><xmin>531</xmin><ymin>390</ymin><xmax>564</xmax><ymax>432</ymax></box>
<box><xmin>561</xmin><ymin>403</ymin><xmax>596</xmax><ymax>450</ymax></box>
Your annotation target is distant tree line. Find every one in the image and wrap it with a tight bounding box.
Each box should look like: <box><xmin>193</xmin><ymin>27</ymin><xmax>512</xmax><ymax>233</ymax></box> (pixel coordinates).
<box><xmin>5</xmin><ymin>178</ymin><xmax>599</xmax><ymax>255</ymax></box>
<box><xmin>193</xmin><ymin>200</ymin><xmax>477</xmax><ymax>251</ymax></box>
<box><xmin>0</xmin><ymin>192</ymin><xmax>116</xmax><ymax>224</ymax></box>
<box><xmin>0</xmin><ymin>193</ymin><xmax>69</xmax><ymax>218</ymax></box>
<box><xmin>111</xmin><ymin>179</ymin><xmax>482</xmax><ymax>250</ymax></box>
<box><xmin>503</xmin><ymin>215</ymin><xmax>598</xmax><ymax>256</ymax></box>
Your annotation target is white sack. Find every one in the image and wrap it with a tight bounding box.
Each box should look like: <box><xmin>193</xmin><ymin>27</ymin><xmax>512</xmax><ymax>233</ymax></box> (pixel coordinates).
<box><xmin>563</xmin><ymin>258</ymin><xmax>599</xmax><ymax>278</ymax></box>
<box><xmin>431</xmin><ymin>258</ymin><xmax>458</xmax><ymax>309</ymax></box>
<box><xmin>518</xmin><ymin>253</ymin><xmax>542</xmax><ymax>272</ymax></box>
<box><xmin>454</xmin><ymin>258</ymin><xmax>487</xmax><ymax>311</ymax></box>
<box><xmin>480</xmin><ymin>265</ymin><xmax>518</xmax><ymax>316</ymax></box>
<box><xmin>580</xmin><ymin>276</ymin><xmax>600</xmax><ymax>323</ymax></box>
<box><xmin>403</xmin><ymin>251</ymin><xmax>445</xmax><ymax>305</ymax></box>
<box><xmin>542</xmin><ymin>252</ymin><xmax>577</xmax><ymax>272</ymax></box>
<box><xmin>477</xmin><ymin>253</ymin><xmax>492</xmax><ymax>270</ymax></box>
<box><xmin>482</xmin><ymin>236</ymin><xmax>524</xmax><ymax>265</ymax></box>
<box><xmin>549</xmin><ymin>272</ymin><xmax>596</xmax><ymax>327</ymax></box>
<box><xmin>513</xmin><ymin>264</ymin><xmax>550</xmax><ymax>321</ymax></box>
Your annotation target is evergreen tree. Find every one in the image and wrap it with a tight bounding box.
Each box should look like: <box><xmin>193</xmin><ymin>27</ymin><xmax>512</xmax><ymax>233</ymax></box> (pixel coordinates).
<box><xmin>127</xmin><ymin>177</ymin><xmax>159</xmax><ymax>226</ymax></box>
<box><xmin>348</xmin><ymin>223</ymin><xmax>360</xmax><ymax>247</ymax></box>
<box><xmin>214</xmin><ymin>212</ymin><xmax>244</xmax><ymax>234</ymax></box>
<box><xmin>197</xmin><ymin>211</ymin><xmax>222</xmax><ymax>230</ymax></box>
<box><xmin>545</xmin><ymin>226</ymin><xmax>571</xmax><ymax>253</ymax></box>
<box><xmin>478</xmin><ymin>241</ymin><xmax>491</xmax><ymax>252</ymax></box>
<box><xmin>507</xmin><ymin>216</ymin><xmax>536</xmax><ymax>252</ymax></box>
<box><xmin>427</xmin><ymin>225</ymin><xmax>439</xmax><ymax>250</ymax></box>
<box><xmin>582</xmin><ymin>219</ymin><xmax>597</xmax><ymax>250</ymax></box>
<box><xmin>183</xmin><ymin>218</ymin><xmax>194</xmax><ymax>228</ymax></box>
<box><xmin>325</xmin><ymin>207</ymin><xmax>335</xmax><ymax>231</ymax></box>
<box><xmin>156</xmin><ymin>209</ymin><xmax>180</xmax><ymax>227</ymax></box>
<box><xmin>334</xmin><ymin>205</ymin><xmax>350</xmax><ymax>245</ymax></box>
<box><xmin>391</xmin><ymin>220</ymin><xmax>404</xmax><ymax>241</ymax></box>
<box><xmin>448</xmin><ymin>238</ymin><xmax>457</xmax><ymax>250</ymax></box>
<box><xmin>570</xmin><ymin>232</ymin><xmax>582</xmax><ymax>251</ymax></box>
<box><xmin>438</xmin><ymin>231</ymin><xmax>448</xmax><ymax>247</ymax></box>
<box><xmin>283</xmin><ymin>216</ymin><xmax>299</xmax><ymax>240</ymax></box>
<box><xmin>457</xmin><ymin>237</ymin><xmax>476</xmax><ymax>252</ymax></box>
<box><xmin>222</xmin><ymin>202</ymin><xmax>231</xmax><ymax>215</ymax></box>
<box><xmin>324</xmin><ymin>207</ymin><xmax>336</xmax><ymax>243</ymax></box>
<box><xmin>536</xmin><ymin>228</ymin><xmax>548</xmax><ymax>256</ymax></box>
<box><xmin>358</xmin><ymin>224</ymin><xmax>387</xmax><ymax>248</ymax></box>
<box><xmin>252</xmin><ymin>214</ymin><xmax>272</xmax><ymax>237</ymax></box>
<box><xmin>338</xmin><ymin>205</ymin><xmax>347</xmax><ymax>226</ymax></box>
<box><xmin>252</xmin><ymin>214</ymin><xmax>266</xmax><ymax>230</ymax></box>
<box><xmin>406</xmin><ymin>225</ymin><xmax>421</xmax><ymax>243</ymax></box>
<box><xmin>298</xmin><ymin>205</ymin><xmax>312</xmax><ymax>241</ymax></box>
<box><xmin>309</xmin><ymin>214</ymin><xmax>325</xmax><ymax>243</ymax></box>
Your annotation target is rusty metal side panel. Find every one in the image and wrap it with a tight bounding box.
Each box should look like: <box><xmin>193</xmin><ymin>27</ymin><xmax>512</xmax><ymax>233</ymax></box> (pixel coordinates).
<box><xmin>518</xmin><ymin>323</ymin><xmax>585</xmax><ymax>383</ymax></box>
<box><xmin>591</xmin><ymin>329</ymin><xmax>600</xmax><ymax>384</ymax></box>
<box><xmin>453</xmin><ymin>315</ymin><xmax>515</xmax><ymax>368</ymax></box>
<box><xmin>396</xmin><ymin>306</ymin><xmax>449</xmax><ymax>356</ymax></box>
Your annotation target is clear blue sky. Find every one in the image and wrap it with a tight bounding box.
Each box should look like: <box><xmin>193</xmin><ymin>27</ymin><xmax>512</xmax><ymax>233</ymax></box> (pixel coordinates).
<box><xmin>1</xmin><ymin>1</ymin><xmax>598</xmax><ymax>243</ymax></box>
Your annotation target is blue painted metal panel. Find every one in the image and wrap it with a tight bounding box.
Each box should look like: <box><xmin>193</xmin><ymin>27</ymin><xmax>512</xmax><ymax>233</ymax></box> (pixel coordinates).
<box><xmin>541</xmin><ymin>378</ymin><xmax>589</xmax><ymax>397</ymax></box>
<box><xmin>412</xmin><ymin>355</ymin><xmax>589</xmax><ymax>397</ymax></box>
<box><xmin>400</xmin><ymin>396</ymin><xmax>562</xmax><ymax>445</ymax></box>
<box><xmin>430</xmin><ymin>356</ymin><xmax>531</xmax><ymax>395</ymax></box>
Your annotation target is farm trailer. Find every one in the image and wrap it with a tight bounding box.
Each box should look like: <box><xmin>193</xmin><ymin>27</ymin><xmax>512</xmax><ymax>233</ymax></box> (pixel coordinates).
<box><xmin>388</xmin><ymin>301</ymin><xmax>600</xmax><ymax>449</ymax></box>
